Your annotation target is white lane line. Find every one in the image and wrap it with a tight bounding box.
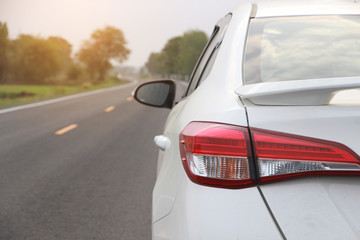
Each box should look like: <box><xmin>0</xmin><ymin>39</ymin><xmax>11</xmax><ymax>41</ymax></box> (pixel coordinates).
<box><xmin>55</xmin><ymin>124</ymin><xmax>78</xmax><ymax>135</ymax></box>
<box><xmin>0</xmin><ymin>80</ymin><xmax>138</xmax><ymax>115</ymax></box>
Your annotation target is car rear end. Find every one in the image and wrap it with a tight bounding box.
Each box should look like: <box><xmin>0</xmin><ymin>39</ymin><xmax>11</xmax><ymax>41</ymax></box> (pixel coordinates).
<box><xmin>241</xmin><ymin>3</ymin><xmax>360</xmax><ymax>238</ymax></box>
<box><xmin>152</xmin><ymin>2</ymin><xmax>360</xmax><ymax>239</ymax></box>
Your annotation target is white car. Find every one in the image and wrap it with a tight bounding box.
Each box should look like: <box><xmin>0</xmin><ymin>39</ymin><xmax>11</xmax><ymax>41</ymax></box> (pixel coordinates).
<box><xmin>135</xmin><ymin>1</ymin><xmax>360</xmax><ymax>239</ymax></box>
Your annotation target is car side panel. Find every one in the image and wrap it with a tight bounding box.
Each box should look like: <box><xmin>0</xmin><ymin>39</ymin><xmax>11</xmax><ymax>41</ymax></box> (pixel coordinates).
<box><xmin>152</xmin><ymin>3</ymin><xmax>256</xmax><ymax>224</ymax></box>
<box><xmin>153</xmin><ymin>177</ymin><xmax>283</xmax><ymax>240</ymax></box>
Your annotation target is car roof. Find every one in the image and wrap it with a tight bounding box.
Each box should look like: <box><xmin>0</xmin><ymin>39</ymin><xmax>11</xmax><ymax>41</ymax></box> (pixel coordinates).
<box><xmin>232</xmin><ymin>0</ymin><xmax>360</xmax><ymax>18</ymax></box>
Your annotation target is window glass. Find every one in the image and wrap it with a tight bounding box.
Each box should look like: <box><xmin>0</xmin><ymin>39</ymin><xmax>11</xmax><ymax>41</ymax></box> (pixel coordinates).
<box><xmin>244</xmin><ymin>16</ymin><xmax>360</xmax><ymax>84</ymax></box>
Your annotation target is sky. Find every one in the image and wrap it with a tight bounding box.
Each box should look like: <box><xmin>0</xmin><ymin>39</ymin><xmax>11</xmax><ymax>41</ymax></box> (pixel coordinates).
<box><xmin>0</xmin><ymin>0</ymin><xmax>249</xmax><ymax>68</ymax></box>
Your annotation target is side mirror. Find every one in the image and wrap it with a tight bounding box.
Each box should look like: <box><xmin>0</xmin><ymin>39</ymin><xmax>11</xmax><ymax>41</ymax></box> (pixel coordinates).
<box><xmin>134</xmin><ymin>80</ymin><xmax>175</xmax><ymax>109</ymax></box>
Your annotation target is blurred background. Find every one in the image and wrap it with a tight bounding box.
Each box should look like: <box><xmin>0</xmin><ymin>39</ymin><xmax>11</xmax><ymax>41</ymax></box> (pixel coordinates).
<box><xmin>0</xmin><ymin>0</ymin><xmax>249</xmax><ymax>239</ymax></box>
<box><xmin>0</xmin><ymin>0</ymin><xmax>247</xmax><ymax>106</ymax></box>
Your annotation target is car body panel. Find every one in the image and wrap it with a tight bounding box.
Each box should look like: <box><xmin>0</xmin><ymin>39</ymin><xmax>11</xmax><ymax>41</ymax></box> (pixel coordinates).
<box><xmin>331</xmin><ymin>89</ymin><xmax>360</xmax><ymax>106</ymax></box>
<box><xmin>152</xmin><ymin>3</ymin><xmax>254</xmax><ymax>223</ymax></box>
<box><xmin>153</xmin><ymin>89</ymin><xmax>251</xmax><ymax>222</ymax></box>
<box><xmin>246</xmin><ymin>104</ymin><xmax>360</xmax><ymax>239</ymax></box>
<box><xmin>153</xmin><ymin>177</ymin><xmax>283</xmax><ymax>240</ymax></box>
<box><xmin>260</xmin><ymin>177</ymin><xmax>360</xmax><ymax>240</ymax></box>
<box><xmin>245</xmin><ymin>105</ymin><xmax>360</xmax><ymax>155</ymax></box>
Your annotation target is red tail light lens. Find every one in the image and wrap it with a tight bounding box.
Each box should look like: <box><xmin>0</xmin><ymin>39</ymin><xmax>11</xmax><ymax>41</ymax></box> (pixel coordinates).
<box><xmin>179</xmin><ymin>122</ymin><xmax>255</xmax><ymax>188</ymax></box>
<box><xmin>252</xmin><ymin>129</ymin><xmax>360</xmax><ymax>183</ymax></box>
<box><xmin>179</xmin><ymin>122</ymin><xmax>360</xmax><ymax>188</ymax></box>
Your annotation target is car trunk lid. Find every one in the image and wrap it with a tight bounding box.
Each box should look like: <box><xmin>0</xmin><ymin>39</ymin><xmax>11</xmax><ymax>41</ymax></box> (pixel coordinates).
<box><xmin>245</xmin><ymin>103</ymin><xmax>360</xmax><ymax>239</ymax></box>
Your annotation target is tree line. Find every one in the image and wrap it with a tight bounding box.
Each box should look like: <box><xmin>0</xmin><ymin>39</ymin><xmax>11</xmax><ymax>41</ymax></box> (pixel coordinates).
<box><xmin>0</xmin><ymin>21</ymin><xmax>209</xmax><ymax>85</ymax></box>
<box><xmin>0</xmin><ymin>22</ymin><xmax>130</xmax><ymax>85</ymax></box>
<box><xmin>145</xmin><ymin>30</ymin><xmax>208</xmax><ymax>80</ymax></box>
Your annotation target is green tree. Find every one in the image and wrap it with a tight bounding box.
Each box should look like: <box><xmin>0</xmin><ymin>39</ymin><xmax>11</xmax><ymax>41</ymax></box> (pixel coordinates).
<box><xmin>161</xmin><ymin>36</ymin><xmax>181</xmax><ymax>75</ymax></box>
<box><xmin>48</xmin><ymin>36</ymin><xmax>72</xmax><ymax>74</ymax></box>
<box><xmin>77</xmin><ymin>26</ymin><xmax>130</xmax><ymax>82</ymax></box>
<box><xmin>67</xmin><ymin>61</ymin><xmax>83</xmax><ymax>81</ymax></box>
<box><xmin>178</xmin><ymin>30</ymin><xmax>208</xmax><ymax>76</ymax></box>
<box><xmin>145</xmin><ymin>30</ymin><xmax>208</xmax><ymax>78</ymax></box>
<box><xmin>145</xmin><ymin>52</ymin><xmax>164</xmax><ymax>75</ymax></box>
<box><xmin>0</xmin><ymin>22</ymin><xmax>8</xmax><ymax>82</ymax></box>
<box><xmin>9</xmin><ymin>35</ymin><xmax>63</xmax><ymax>84</ymax></box>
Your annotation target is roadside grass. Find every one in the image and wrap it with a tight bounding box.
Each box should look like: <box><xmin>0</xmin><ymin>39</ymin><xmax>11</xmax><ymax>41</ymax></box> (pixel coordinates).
<box><xmin>0</xmin><ymin>79</ymin><xmax>126</xmax><ymax>107</ymax></box>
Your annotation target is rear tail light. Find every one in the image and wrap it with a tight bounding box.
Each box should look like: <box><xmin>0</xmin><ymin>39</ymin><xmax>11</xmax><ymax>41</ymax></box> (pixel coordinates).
<box><xmin>252</xmin><ymin>129</ymin><xmax>360</xmax><ymax>183</ymax></box>
<box><xmin>180</xmin><ymin>122</ymin><xmax>360</xmax><ymax>188</ymax></box>
<box><xmin>179</xmin><ymin>122</ymin><xmax>255</xmax><ymax>188</ymax></box>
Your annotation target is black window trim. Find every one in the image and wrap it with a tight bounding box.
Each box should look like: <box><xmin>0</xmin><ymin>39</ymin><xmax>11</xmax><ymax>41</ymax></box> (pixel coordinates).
<box><xmin>185</xmin><ymin>26</ymin><xmax>220</xmax><ymax>96</ymax></box>
<box><xmin>185</xmin><ymin>13</ymin><xmax>233</xmax><ymax>97</ymax></box>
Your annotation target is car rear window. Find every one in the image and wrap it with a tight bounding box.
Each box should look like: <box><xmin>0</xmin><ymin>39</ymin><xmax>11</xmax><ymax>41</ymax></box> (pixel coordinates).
<box><xmin>244</xmin><ymin>16</ymin><xmax>360</xmax><ymax>84</ymax></box>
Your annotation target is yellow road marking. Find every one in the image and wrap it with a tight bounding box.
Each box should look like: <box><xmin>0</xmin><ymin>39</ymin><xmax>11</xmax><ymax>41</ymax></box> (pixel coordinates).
<box><xmin>55</xmin><ymin>124</ymin><xmax>78</xmax><ymax>135</ymax></box>
<box><xmin>127</xmin><ymin>96</ymin><xmax>133</xmax><ymax>102</ymax></box>
<box><xmin>105</xmin><ymin>106</ymin><xmax>115</xmax><ymax>112</ymax></box>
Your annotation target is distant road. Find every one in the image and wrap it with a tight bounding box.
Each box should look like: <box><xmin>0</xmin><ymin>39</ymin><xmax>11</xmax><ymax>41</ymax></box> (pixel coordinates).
<box><xmin>0</xmin><ymin>81</ymin><xmax>170</xmax><ymax>239</ymax></box>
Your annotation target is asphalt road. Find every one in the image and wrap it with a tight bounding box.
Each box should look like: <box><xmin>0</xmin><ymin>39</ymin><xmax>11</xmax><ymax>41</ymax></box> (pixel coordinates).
<box><xmin>0</xmin><ymin>81</ymin><xmax>170</xmax><ymax>239</ymax></box>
